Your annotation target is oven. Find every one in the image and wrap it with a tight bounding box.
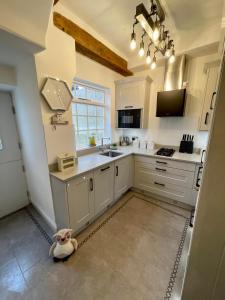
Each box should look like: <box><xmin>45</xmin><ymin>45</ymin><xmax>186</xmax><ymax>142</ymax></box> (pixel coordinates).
<box><xmin>117</xmin><ymin>109</ymin><xmax>142</xmax><ymax>128</ymax></box>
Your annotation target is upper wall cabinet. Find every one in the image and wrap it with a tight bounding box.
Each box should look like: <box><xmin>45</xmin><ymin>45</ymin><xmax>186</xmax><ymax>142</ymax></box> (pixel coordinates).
<box><xmin>115</xmin><ymin>76</ymin><xmax>152</xmax><ymax>110</ymax></box>
<box><xmin>199</xmin><ymin>63</ymin><xmax>220</xmax><ymax>131</ymax></box>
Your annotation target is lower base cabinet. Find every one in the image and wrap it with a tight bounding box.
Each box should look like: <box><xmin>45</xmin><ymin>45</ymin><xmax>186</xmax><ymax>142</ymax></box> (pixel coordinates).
<box><xmin>134</xmin><ymin>155</ymin><xmax>197</xmax><ymax>206</ymax></box>
<box><xmin>114</xmin><ymin>156</ymin><xmax>131</xmax><ymax>200</ymax></box>
<box><xmin>67</xmin><ymin>173</ymin><xmax>94</xmax><ymax>232</ymax></box>
<box><xmin>94</xmin><ymin>163</ymin><xmax>114</xmax><ymax>215</ymax></box>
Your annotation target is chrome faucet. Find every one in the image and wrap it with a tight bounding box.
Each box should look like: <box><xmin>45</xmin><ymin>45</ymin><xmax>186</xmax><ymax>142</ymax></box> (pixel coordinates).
<box><xmin>100</xmin><ymin>137</ymin><xmax>111</xmax><ymax>152</ymax></box>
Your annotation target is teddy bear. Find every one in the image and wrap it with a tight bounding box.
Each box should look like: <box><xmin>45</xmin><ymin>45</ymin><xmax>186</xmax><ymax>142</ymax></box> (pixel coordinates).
<box><xmin>49</xmin><ymin>228</ymin><xmax>78</xmax><ymax>262</ymax></box>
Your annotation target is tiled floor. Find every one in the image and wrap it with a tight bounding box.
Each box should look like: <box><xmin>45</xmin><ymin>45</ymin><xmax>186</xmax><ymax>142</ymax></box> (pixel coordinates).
<box><xmin>0</xmin><ymin>192</ymin><xmax>191</xmax><ymax>300</ymax></box>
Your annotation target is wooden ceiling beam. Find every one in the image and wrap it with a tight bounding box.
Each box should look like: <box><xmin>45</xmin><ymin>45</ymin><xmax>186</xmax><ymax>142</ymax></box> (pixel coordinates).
<box><xmin>53</xmin><ymin>12</ymin><xmax>133</xmax><ymax>77</ymax></box>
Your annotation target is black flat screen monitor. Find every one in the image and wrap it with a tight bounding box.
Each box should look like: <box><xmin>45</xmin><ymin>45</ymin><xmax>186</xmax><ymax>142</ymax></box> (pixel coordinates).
<box><xmin>156</xmin><ymin>89</ymin><xmax>186</xmax><ymax>117</ymax></box>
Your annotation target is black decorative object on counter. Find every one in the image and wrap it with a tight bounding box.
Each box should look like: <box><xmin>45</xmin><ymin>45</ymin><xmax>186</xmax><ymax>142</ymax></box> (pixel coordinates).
<box><xmin>156</xmin><ymin>148</ymin><xmax>175</xmax><ymax>157</ymax></box>
<box><xmin>179</xmin><ymin>134</ymin><xmax>194</xmax><ymax>154</ymax></box>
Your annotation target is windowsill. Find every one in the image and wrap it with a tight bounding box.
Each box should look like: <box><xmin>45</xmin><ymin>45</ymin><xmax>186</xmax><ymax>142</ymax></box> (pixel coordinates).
<box><xmin>76</xmin><ymin>145</ymin><xmax>101</xmax><ymax>157</ymax></box>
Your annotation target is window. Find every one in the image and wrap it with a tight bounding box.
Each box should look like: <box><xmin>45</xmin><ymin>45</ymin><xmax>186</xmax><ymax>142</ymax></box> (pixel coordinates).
<box><xmin>72</xmin><ymin>81</ymin><xmax>107</xmax><ymax>149</ymax></box>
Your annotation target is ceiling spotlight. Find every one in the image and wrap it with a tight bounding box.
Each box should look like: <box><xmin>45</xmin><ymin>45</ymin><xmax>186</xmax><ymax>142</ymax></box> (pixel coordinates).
<box><xmin>146</xmin><ymin>49</ymin><xmax>151</xmax><ymax>64</ymax></box>
<box><xmin>130</xmin><ymin>31</ymin><xmax>137</xmax><ymax>50</ymax></box>
<box><xmin>139</xmin><ymin>40</ymin><xmax>145</xmax><ymax>57</ymax></box>
<box><xmin>151</xmin><ymin>55</ymin><xmax>157</xmax><ymax>69</ymax></box>
<box><xmin>169</xmin><ymin>49</ymin><xmax>175</xmax><ymax>63</ymax></box>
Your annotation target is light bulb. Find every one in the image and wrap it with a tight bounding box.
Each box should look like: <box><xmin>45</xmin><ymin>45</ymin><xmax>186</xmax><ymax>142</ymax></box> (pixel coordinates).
<box><xmin>130</xmin><ymin>39</ymin><xmax>136</xmax><ymax>50</ymax></box>
<box><xmin>146</xmin><ymin>50</ymin><xmax>151</xmax><ymax>64</ymax></box>
<box><xmin>130</xmin><ymin>32</ymin><xmax>136</xmax><ymax>50</ymax></box>
<box><xmin>139</xmin><ymin>41</ymin><xmax>145</xmax><ymax>57</ymax></box>
<box><xmin>146</xmin><ymin>55</ymin><xmax>152</xmax><ymax>64</ymax></box>
<box><xmin>151</xmin><ymin>56</ymin><xmax>157</xmax><ymax>69</ymax></box>
<box><xmin>152</xmin><ymin>26</ymin><xmax>160</xmax><ymax>42</ymax></box>
<box><xmin>169</xmin><ymin>49</ymin><xmax>175</xmax><ymax>63</ymax></box>
<box><xmin>139</xmin><ymin>47</ymin><xmax>145</xmax><ymax>57</ymax></box>
<box><xmin>151</xmin><ymin>61</ymin><xmax>156</xmax><ymax>69</ymax></box>
<box><xmin>165</xmin><ymin>48</ymin><xmax>171</xmax><ymax>57</ymax></box>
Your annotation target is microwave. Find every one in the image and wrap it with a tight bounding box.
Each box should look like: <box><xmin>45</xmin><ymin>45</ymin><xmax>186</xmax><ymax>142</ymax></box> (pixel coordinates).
<box><xmin>117</xmin><ymin>109</ymin><xmax>142</xmax><ymax>128</ymax></box>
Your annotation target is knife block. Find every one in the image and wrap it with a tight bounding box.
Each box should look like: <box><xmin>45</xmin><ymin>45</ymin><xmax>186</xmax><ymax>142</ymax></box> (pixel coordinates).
<box><xmin>179</xmin><ymin>141</ymin><xmax>193</xmax><ymax>154</ymax></box>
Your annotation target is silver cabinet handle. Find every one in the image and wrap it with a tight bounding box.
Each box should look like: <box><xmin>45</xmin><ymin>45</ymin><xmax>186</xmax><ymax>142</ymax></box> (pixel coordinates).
<box><xmin>204</xmin><ymin>112</ymin><xmax>209</xmax><ymax>125</ymax></box>
<box><xmin>155</xmin><ymin>167</ymin><xmax>166</xmax><ymax>172</ymax></box>
<box><xmin>156</xmin><ymin>160</ymin><xmax>167</xmax><ymax>165</ymax></box>
<box><xmin>210</xmin><ymin>92</ymin><xmax>216</xmax><ymax>110</ymax></box>
<box><xmin>101</xmin><ymin>166</ymin><xmax>110</xmax><ymax>172</ymax></box>
<box><xmin>116</xmin><ymin>166</ymin><xmax>119</xmax><ymax>176</ymax></box>
<box><xmin>90</xmin><ymin>178</ymin><xmax>93</xmax><ymax>191</ymax></box>
<box><xmin>154</xmin><ymin>181</ymin><xmax>165</xmax><ymax>187</ymax></box>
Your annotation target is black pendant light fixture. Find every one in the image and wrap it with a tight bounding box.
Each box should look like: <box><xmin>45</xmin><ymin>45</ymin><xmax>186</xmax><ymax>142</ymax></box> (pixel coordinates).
<box><xmin>130</xmin><ymin>0</ymin><xmax>176</xmax><ymax>69</ymax></box>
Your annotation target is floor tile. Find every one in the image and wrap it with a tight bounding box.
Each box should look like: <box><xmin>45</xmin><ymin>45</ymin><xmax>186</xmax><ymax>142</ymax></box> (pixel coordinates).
<box><xmin>0</xmin><ymin>258</ymin><xmax>27</xmax><ymax>300</ymax></box>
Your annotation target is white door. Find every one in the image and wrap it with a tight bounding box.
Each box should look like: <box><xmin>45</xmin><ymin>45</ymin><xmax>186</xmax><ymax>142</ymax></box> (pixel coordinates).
<box><xmin>67</xmin><ymin>172</ymin><xmax>94</xmax><ymax>232</ymax></box>
<box><xmin>0</xmin><ymin>92</ymin><xmax>28</xmax><ymax>217</ymax></box>
<box><xmin>94</xmin><ymin>163</ymin><xmax>114</xmax><ymax>215</ymax></box>
<box><xmin>114</xmin><ymin>157</ymin><xmax>130</xmax><ymax>200</ymax></box>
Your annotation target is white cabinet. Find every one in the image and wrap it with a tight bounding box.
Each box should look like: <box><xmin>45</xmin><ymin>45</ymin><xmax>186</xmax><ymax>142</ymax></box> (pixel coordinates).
<box><xmin>134</xmin><ymin>155</ymin><xmax>197</xmax><ymax>206</ymax></box>
<box><xmin>67</xmin><ymin>173</ymin><xmax>94</xmax><ymax>232</ymax></box>
<box><xmin>94</xmin><ymin>163</ymin><xmax>114</xmax><ymax>215</ymax></box>
<box><xmin>115</xmin><ymin>76</ymin><xmax>152</xmax><ymax>128</ymax></box>
<box><xmin>199</xmin><ymin>64</ymin><xmax>219</xmax><ymax>131</ymax></box>
<box><xmin>51</xmin><ymin>171</ymin><xmax>94</xmax><ymax>233</ymax></box>
<box><xmin>114</xmin><ymin>156</ymin><xmax>130</xmax><ymax>200</ymax></box>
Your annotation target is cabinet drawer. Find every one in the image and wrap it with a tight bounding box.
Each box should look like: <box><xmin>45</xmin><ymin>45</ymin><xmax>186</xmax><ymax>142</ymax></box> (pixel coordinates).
<box><xmin>135</xmin><ymin>155</ymin><xmax>196</xmax><ymax>172</ymax></box>
<box><xmin>135</xmin><ymin>161</ymin><xmax>195</xmax><ymax>188</ymax></box>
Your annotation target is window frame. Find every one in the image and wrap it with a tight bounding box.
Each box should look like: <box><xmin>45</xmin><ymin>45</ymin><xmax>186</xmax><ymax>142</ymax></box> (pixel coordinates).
<box><xmin>72</xmin><ymin>79</ymin><xmax>108</xmax><ymax>150</ymax></box>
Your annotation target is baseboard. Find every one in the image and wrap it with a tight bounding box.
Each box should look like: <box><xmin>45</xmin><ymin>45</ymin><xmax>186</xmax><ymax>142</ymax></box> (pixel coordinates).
<box><xmin>30</xmin><ymin>201</ymin><xmax>57</xmax><ymax>231</ymax></box>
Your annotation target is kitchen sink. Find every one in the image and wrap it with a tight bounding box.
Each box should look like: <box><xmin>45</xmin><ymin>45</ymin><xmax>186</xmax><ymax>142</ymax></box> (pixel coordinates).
<box><xmin>100</xmin><ymin>151</ymin><xmax>123</xmax><ymax>158</ymax></box>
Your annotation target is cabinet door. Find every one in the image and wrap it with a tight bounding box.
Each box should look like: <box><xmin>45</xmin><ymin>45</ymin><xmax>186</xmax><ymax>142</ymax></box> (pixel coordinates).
<box><xmin>67</xmin><ymin>172</ymin><xmax>94</xmax><ymax>232</ymax></box>
<box><xmin>94</xmin><ymin>163</ymin><xmax>114</xmax><ymax>215</ymax></box>
<box><xmin>115</xmin><ymin>80</ymin><xmax>145</xmax><ymax>110</ymax></box>
<box><xmin>114</xmin><ymin>157</ymin><xmax>130</xmax><ymax>200</ymax></box>
<box><xmin>200</xmin><ymin>65</ymin><xmax>219</xmax><ymax>131</ymax></box>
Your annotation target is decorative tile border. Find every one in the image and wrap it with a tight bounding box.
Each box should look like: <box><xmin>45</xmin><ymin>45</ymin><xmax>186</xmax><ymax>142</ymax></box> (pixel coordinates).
<box><xmin>164</xmin><ymin>217</ymin><xmax>190</xmax><ymax>299</ymax></box>
<box><xmin>26</xmin><ymin>208</ymin><xmax>53</xmax><ymax>245</ymax></box>
<box><xmin>26</xmin><ymin>193</ymin><xmax>190</xmax><ymax>299</ymax></box>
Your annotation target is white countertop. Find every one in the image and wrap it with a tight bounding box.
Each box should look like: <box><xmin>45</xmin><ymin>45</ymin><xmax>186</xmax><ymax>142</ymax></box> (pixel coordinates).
<box><xmin>50</xmin><ymin>146</ymin><xmax>202</xmax><ymax>182</ymax></box>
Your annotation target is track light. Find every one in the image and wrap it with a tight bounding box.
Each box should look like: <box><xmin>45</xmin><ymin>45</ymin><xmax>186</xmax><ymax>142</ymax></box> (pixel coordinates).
<box><xmin>130</xmin><ymin>31</ymin><xmax>137</xmax><ymax>50</ymax></box>
<box><xmin>169</xmin><ymin>49</ymin><xmax>175</xmax><ymax>63</ymax></box>
<box><xmin>151</xmin><ymin>55</ymin><xmax>157</xmax><ymax>69</ymax></box>
<box><xmin>139</xmin><ymin>40</ymin><xmax>145</xmax><ymax>57</ymax></box>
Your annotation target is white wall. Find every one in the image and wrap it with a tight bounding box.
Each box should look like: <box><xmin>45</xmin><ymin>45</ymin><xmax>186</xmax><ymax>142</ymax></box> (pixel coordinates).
<box><xmin>0</xmin><ymin>0</ymin><xmax>53</xmax><ymax>49</ymax></box>
<box><xmin>35</xmin><ymin>8</ymin><xmax>77</xmax><ymax>165</ymax></box>
<box><xmin>121</xmin><ymin>53</ymin><xmax>220</xmax><ymax>149</ymax></box>
<box><xmin>0</xmin><ymin>64</ymin><xmax>16</xmax><ymax>88</ymax></box>
<box><xmin>75</xmin><ymin>52</ymin><xmax>123</xmax><ymax>142</ymax></box>
<box><xmin>14</xmin><ymin>54</ymin><xmax>56</xmax><ymax>229</ymax></box>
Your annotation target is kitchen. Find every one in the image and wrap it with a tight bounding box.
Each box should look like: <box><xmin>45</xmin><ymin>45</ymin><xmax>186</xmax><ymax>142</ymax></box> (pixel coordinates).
<box><xmin>0</xmin><ymin>1</ymin><xmax>225</xmax><ymax>300</ymax></box>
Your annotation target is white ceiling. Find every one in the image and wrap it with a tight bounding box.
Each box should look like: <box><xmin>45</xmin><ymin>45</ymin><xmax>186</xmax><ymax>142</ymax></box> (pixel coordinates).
<box><xmin>62</xmin><ymin>0</ymin><xmax>223</xmax><ymax>63</ymax></box>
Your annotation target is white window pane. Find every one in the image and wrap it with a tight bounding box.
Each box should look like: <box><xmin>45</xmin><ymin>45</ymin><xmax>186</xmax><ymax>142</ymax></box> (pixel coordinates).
<box><xmin>78</xmin><ymin>116</ymin><xmax>87</xmax><ymax>130</ymax></box>
<box><xmin>96</xmin><ymin>130</ymin><xmax>104</xmax><ymax>144</ymax></box>
<box><xmin>75</xmin><ymin>85</ymin><xmax>86</xmax><ymax>99</ymax></box>
<box><xmin>72</xmin><ymin>116</ymin><xmax>78</xmax><ymax>130</ymax></box>
<box><xmin>88</xmin><ymin>116</ymin><xmax>97</xmax><ymax>130</ymax></box>
<box><xmin>88</xmin><ymin>130</ymin><xmax>97</xmax><ymax>137</ymax></box>
<box><xmin>77</xmin><ymin>103</ymin><xmax>87</xmax><ymax>115</ymax></box>
<box><xmin>72</xmin><ymin>103</ymin><xmax>77</xmax><ymax>115</ymax></box>
<box><xmin>95</xmin><ymin>90</ymin><xmax>105</xmax><ymax>104</ymax></box>
<box><xmin>96</xmin><ymin>106</ymin><xmax>104</xmax><ymax>116</ymax></box>
<box><xmin>87</xmin><ymin>88</ymin><xmax>96</xmax><ymax>101</ymax></box>
<box><xmin>97</xmin><ymin>117</ymin><xmax>104</xmax><ymax>129</ymax></box>
<box><xmin>77</xmin><ymin>131</ymin><xmax>88</xmax><ymax>148</ymax></box>
<box><xmin>88</xmin><ymin>105</ymin><xmax>96</xmax><ymax>116</ymax></box>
